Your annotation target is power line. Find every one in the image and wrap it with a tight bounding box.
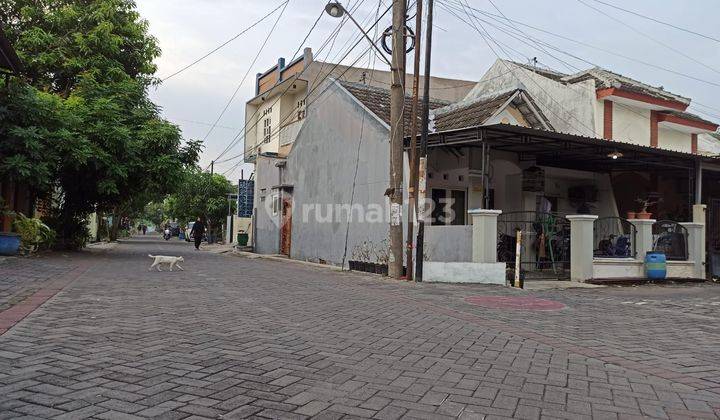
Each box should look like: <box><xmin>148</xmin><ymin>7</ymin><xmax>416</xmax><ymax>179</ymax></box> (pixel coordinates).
<box><xmin>588</xmin><ymin>0</ymin><xmax>720</xmax><ymax>44</ymax></box>
<box><xmin>441</xmin><ymin>0</ymin><xmax>597</xmax><ymax>136</ymax></box>
<box><xmin>214</xmin><ymin>0</ymin><xmax>389</xmax><ymax>168</ymax></box>
<box><xmin>447</xmin><ymin>0</ymin><xmax>720</xmax><ymax>89</ymax></box>
<box><xmin>576</xmin><ymin>0</ymin><xmax>720</xmax><ymax>76</ymax></box>
<box><xmin>211</xmin><ymin>0</ymin><xmax>369</xmax><ymax>165</ymax></box>
<box><xmin>200</xmin><ymin>0</ymin><xmax>291</xmax><ymax>145</ymax></box>
<box><xmin>160</xmin><ymin>0</ymin><xmax>289</xmax><ymax>82</ymax></box>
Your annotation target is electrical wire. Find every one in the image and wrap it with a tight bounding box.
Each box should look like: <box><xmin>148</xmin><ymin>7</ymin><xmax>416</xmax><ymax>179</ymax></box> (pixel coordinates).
<box><xmin>216</xmin><ymin>4</ymin><xmax>393</xmax><ymax>175</ymax></box>
<box><xmin>576</xmin><ymin>0</ymin><xmax>720</xmax><ymax>76</ymax></box>
<box><xmin>447</xmin><ymin>1</ymin><xmax>720</xmax><ymax>89</ymax></box>
<box><xmin>211</xmin><ymin>0</ymin><xmax>372</xmax><ymax>166</ymax></box>
<box><xmin>588</xmin><ymin>0</ymin><xmax>720</xmax><ymax>44</ymax></box>
<box><xmin>160</xmin><ymin>0</ymin><xmax>289</xmax><ymax>82</ymax></box>
<box><xmin>201</xmin><ymin>0</ymin><xmax>291</xmax><ymax>145</ymax></box>
<box><xmin>440</xmin><ymin>0</ymin><xmax>597</xmax><ymax>136</ymax></box>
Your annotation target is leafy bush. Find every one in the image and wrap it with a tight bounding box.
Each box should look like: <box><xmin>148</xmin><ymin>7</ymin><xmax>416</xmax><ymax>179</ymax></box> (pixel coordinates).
<box><xmin>13</xmin><ymin>213</ymin><xmax>55</xmax><ymax>253</ymax></box>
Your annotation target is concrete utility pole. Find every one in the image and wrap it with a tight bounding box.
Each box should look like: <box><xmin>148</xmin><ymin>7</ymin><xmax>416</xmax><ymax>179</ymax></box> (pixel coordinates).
<box><xmin>415</xmin><ymin>0</ymin><xmax>434</xmax><ymax>282</ymax></box>
<box><xmin>405</xmin><ymin>0</ymin><xmax>423</xmax><ymax>281</ymax></box>
<box><xmin>388</xmin><ymin>0</ymin><xmax>407</xmax><ymax>279</ymax></box>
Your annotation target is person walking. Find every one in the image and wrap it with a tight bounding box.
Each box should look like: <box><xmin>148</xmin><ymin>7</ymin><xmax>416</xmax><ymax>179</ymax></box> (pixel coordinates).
<box><xmin>190</xmin><ymin>217</ymin><xmax>205</xmax><ymax>250</ymax></box>
<box><xmin>142</xmin><ymin>224</ymin><xmax>147</xmax><ymax>235</ymax></box>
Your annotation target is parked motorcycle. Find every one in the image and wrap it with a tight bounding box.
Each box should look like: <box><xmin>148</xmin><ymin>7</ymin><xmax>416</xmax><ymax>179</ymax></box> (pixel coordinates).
<box><xmin>163</xmin><ymin>228</ymin><xmax>171</xmax><ymax>240</ymax></box>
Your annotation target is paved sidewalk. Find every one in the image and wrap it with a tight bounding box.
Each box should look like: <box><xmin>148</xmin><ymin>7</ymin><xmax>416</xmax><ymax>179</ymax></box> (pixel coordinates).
<box><xmin>1</xmin><ymin>236</ymin><xmax>719</xmax><ymax>419</ymax></box>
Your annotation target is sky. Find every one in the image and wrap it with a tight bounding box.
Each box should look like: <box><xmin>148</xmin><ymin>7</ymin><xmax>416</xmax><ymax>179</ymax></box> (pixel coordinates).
<box><xmin>136</xmin><ymin>0</ymin><xmax>720</xmax><ymax>180</ymax></box>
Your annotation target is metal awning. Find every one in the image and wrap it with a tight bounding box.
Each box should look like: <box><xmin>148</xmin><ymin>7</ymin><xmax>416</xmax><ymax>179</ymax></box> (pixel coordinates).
<box><xmin>405</xmin><ymin>123</ymin><xmax>720</xmax><ymax>172</ymax></box>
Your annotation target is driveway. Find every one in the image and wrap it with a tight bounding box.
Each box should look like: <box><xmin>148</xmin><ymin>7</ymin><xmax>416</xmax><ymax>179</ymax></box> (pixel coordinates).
<box><xmin>1</xmin><ymin>235</ymin><xmax>719</xmax><ymax>419</ymax></box>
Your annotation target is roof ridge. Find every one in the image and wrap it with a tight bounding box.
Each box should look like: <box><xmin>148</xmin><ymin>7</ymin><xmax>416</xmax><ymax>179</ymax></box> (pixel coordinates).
<box><xmin>433</xmin><ymin>88</ymin><xmax>519</xmax><ymax>117</ymax></box>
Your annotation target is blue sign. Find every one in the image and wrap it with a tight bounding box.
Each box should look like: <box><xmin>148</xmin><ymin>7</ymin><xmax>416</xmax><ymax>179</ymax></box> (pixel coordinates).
<box><xmin>237</xmin><ymin>180</ymin><xmax>254</xmax><ymax>218</ymax></box>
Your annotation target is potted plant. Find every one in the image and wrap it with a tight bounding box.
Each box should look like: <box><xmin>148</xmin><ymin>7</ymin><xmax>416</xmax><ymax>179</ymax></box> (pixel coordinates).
<box><xmin>13</xmin><ymin>213</ymin><xmax>55</xmax><ymax>254</ymax></box>
<box><xmin>375</xmin><ymin>239</ymin><xmax>389</xmax><ymax>276</ymax></box>
<box><xmin>635</xmin><ymin>197</ymin><xmax>661</xmax><ymax>219</ymax></box>
<box><xmin>626</xmin><ymin>211</ymin><xmax>636</xmax><ymax>219</ymax></box>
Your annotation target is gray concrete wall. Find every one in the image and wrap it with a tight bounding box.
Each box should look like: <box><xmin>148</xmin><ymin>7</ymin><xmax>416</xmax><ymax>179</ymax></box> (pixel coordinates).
<box><xmin>466</xmin><ymin>60</ymin><xmax>597</xmax><ymax>137</ymax></box>
<box><xmin>285</xmin><ymin>81</ymin><xmax>396</xmax><ymax>266</ymax></box>
<box><xmin>253</xmin><ymin>155</ymin><xmax>283</xmax><ymax>255</ymax></box>
<box><xmin>423</xmin><ymin>225</ymin><xmax>473</xmax><ymax>262</ymax></box>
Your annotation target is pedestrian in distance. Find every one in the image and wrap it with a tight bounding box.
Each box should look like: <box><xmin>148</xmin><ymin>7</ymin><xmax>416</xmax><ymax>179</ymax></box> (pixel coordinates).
<box><xmin>142</xmin><ymin>224</ymin><xmax>147</xmax><ymax>235</ymax></box>
<box><xmin>137</xmin><ymin>224</ymin><xmax>142</xmax><ymax>235</ymax></box>
<box><xmin>190</xmin><ymin>217</ymin><xmax>205</xmax><ymax>250</ymax></box>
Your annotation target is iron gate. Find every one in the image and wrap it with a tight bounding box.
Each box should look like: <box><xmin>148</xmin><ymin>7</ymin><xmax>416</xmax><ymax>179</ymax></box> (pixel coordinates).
<box><xmin>497</xmin><ymin>211</ymin><xmax>570</xmax><ymax>281</ymax></box>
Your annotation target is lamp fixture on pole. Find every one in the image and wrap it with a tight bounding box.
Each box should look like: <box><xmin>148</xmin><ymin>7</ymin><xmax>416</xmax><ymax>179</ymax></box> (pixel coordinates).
<box><xmin>324</xmin><ymin>1</ymin><xmax>391</xmax><ymax>65</ymax></box>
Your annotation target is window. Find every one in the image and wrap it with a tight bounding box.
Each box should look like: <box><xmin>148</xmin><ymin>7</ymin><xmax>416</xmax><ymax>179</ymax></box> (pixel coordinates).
<box><xmin>296</xmin><ymin>99</ymin><xmax>306</xmax><ymax>121</ymax></box>
<box><xmin>271</xmin><ymin>194</ymin><xmax>280</xmax><ymax>215</ymax></box>
<box><xmin>263</xmin><ymin>117</ymin><xmax>271</xmax><ymax>143</ymax></box>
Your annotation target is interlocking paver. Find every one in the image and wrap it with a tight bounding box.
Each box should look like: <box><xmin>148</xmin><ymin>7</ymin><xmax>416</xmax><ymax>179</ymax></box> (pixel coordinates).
<box><xmin>1</xmin><ymin>236</ymin><xmax>720</xmax><ymax>419</ymax></box>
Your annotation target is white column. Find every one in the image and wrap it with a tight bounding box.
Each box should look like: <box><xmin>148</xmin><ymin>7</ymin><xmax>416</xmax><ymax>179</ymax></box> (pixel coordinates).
<box><xmin>469</xmin><ymin>209</ymin><xmax>502</xmax><ymax>263</ymax></box>
<box><xmin>567</xmin><ymin>215</ymin><xmax>598</xmax><ymax>282</ymax></box>
<box><xmin>693</xmin><ymin>204</ymin><xmax>706</xmax><ymax>272</ymax></box>
<box><xmin>628</xmin><ymin>219</ymin><xmax>656</xmax><ymax>260</ymax></box>
<box><xmin>681</xmin><ymin>222</ymin><xmax>705</xmax><ymax>279</ymax></box>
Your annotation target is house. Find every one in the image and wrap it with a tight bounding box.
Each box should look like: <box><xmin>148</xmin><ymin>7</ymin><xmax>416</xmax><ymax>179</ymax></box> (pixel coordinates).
<box><xmin>245</xmin><ymin>48</ymin><xmax>475</xmax><ymax>257</ymax></box>
<box><xmin>247</xmin><ymin>53</ymin><xmax>720</xmax><ymax>283</ymax></box>
<box><xmin>0</xmin><ymin>22</ymin><xmax>31</xmax><ymax>232</ymax></box>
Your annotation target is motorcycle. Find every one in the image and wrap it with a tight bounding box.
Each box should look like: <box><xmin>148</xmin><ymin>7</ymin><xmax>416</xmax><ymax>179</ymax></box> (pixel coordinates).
<box><xmin>163</xmin><ymin>228</ymin><xmax>171</xmax><ymax>240</ymax></box>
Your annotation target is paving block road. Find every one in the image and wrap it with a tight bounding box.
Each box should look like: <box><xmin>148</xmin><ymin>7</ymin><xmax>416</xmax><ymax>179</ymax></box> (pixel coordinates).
<box><xmin>1</xmin><ymin>236</ymin><xmax>720</xmax><ymax>419</ymax></box>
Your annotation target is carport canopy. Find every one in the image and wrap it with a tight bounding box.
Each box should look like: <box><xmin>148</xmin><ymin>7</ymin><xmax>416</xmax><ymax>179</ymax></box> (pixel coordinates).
<box><xmin>405</xmin><ymin>123</ymin><xmax>720</xmax><ymax>172</ymax></box>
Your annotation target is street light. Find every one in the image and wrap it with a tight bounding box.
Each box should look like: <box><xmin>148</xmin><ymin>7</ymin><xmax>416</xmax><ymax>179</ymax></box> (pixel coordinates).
<box><xmin>324</xmin><ymin>1</ymin><xmax>391</xmax><ymax>65</ymax></box>
<box><xmin>325</xmin><ymin>2</ymin><xmax>344</xmax><ymax>18</ymax></box>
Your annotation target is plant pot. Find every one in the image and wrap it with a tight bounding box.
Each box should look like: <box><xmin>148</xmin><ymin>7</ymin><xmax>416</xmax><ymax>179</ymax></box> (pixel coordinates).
<box><xmin>636</xmin><ymin>211</ymin><xmax>652</xmax><ymax>219</ymax></box>
<box><xmin>0</xmin><ymin>233</ymin><xmax>21</xmax><ymax>256</ymax></box>
<box><xmin>374</xmin><ymin>263</ymin><xmax>386</xmax><ymax>275</ymax></box>
<box><xmin>626</xmin><ymin>211</ymin><xmax>636</xmax><ymax>219</ymax></box>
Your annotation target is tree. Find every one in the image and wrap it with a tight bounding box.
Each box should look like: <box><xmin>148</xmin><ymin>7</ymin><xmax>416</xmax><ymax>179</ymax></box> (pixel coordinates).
<box><xmin>166</xmin><ymin>170</ymin><xmax>234</xmax><ymax>239</ymax></box>
<box><xmin>0</xmin><ymin>0</ymin><xmax>201</xmax><ymax>247</ymax></box>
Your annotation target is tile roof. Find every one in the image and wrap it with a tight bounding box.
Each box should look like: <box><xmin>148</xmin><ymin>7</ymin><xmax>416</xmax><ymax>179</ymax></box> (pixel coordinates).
<box><xmin>431</xmin><ymin>90</ymin><xmax>516</xmax><ymax>132</ymax></box>
<box><xmin>430</xmin><ymin>89</ymin><xmax>553</xmax><ymax>132</ymax></box>
<box><xmin>561</xmin><ymin>67</ymin><xmax>690</xmax><ymax>105</ymax></box>
<box><xmin>339</xmin><ymin>81</ymin><xmax>449</xmax><ymax>135</ymax></box>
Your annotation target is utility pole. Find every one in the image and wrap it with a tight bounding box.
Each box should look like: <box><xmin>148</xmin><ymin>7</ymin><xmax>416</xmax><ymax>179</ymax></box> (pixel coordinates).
<box><xmin>388</xmin><ymin>0</ymin><xmax>407</xmax><ymax>279</ymax></box>
<box><xmin>210</xmin><ymin>160</ymin><xmax>214</xmax><ymax>175</ymax></box>
<box><xmin>415</xmin><ymin>0</ymin><xmax>434</xmax><ymax>282</ymax></box>
<box><xmin>405</xmin><ymin>0</ymin><xmax>423</xmax><ymax>281</ymax></box>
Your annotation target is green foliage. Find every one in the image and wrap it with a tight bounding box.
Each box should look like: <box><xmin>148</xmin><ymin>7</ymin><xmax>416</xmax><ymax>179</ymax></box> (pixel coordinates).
<box><xmin>165</xmin><ymin>170</ymin><xmax>234</xmax><ymax>234</ymax></box>
<box><xmin>12</xmin><ymin>212</ymin><xmax>55</xmax><ymax>253</ymax></box>
<box><xmin>0</xmin><ymin>0</ymin><xmax>202</xmax><ymax>248</ymax></box>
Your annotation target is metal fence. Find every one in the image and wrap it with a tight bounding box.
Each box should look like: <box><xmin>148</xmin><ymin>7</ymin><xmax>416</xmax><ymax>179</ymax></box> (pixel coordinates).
<box><xmin>497</xmin><ymin>211</ymin><xmax>570</xmax><ymax>280</ymax></box>
<box><xmin>652</xmin><ymin>220</ymin><xmax>689</xmax><ymax>261</ymax></box>
<box><xmin>593</xmin><ymin>217</ymin><xmax>636</xmax><ymax>258</ymax></box>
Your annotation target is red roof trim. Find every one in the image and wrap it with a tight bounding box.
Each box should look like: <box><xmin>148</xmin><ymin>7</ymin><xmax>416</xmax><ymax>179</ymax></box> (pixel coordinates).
<box><xmin>656</xmin><ymin>113</ymin><xmax>719</xmax><ymax>132</ymax></box>
<box><xmin>596</xmin><ymin>87</ymin><xmax>688</xmax><ymax>111</ymax></box>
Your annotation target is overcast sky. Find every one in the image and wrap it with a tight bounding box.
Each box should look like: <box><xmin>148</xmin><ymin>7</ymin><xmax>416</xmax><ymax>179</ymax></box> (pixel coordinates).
<box><xmin>136</xmin><ymin>0</ymin><xmax>720</xmax><ymax>180</ymax></box>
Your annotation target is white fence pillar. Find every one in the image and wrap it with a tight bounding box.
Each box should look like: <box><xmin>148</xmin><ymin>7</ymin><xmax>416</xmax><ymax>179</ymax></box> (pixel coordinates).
<box><xmin>628</xmin><ymin>219</ymin><xmax>655</xmax><ymax>260</ymax></box>
<box><xmin>681</xmin><ymin>222</ymin><xmax>705</xmax><ymax>279</ymax></box>
<box><xmin>567</xmin><ymin>215</ymin><xmax>598</xmax><ymax>282</ymax></box>
<box><xmin>692</xmin><ymin>204</ymin><xmax>706</xmax><ymax>273</ymax></box>
<box><xmin>468</xmin><ymin>209</ymin><xmax>502</xmax><ymax>263</ymax></box>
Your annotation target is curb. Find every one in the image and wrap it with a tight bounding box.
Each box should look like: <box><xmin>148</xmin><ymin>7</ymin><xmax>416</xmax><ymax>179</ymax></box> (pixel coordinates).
<box><xmin>230</xmin><ymin>250</ymin><xmax>343</xmax><ymax>271</ymax></box>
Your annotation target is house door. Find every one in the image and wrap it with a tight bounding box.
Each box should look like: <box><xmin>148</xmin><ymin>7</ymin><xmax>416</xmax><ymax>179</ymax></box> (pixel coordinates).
<box><xmin>280</xmin><ymin>198</ymin><xmax>292</xmax><ymax>256</ymax></box>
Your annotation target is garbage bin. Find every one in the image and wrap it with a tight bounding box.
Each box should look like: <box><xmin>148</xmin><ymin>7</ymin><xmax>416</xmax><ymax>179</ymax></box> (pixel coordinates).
<box><xmin>237</xmin><ymin>232</ymin><xmax>249</xmax><ymax>247</ymax></box>
<box><xmin>645</xmin><ymin>251</ymin><xmax>667</xmax><ymax>280</ymax></box>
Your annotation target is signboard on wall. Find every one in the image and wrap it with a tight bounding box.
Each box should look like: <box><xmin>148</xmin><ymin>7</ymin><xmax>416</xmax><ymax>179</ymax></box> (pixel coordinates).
<box><xmin>237</xmin><ymin>180</ymin><xmax>254</xmax><ymax>218</ymax></box>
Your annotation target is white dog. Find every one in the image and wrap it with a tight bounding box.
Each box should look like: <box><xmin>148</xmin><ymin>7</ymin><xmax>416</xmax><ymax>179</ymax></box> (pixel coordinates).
<box><xmin>148</xmin><ymin>255</ymin><xmax>184</xmax><ymax>272</ymax></box>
